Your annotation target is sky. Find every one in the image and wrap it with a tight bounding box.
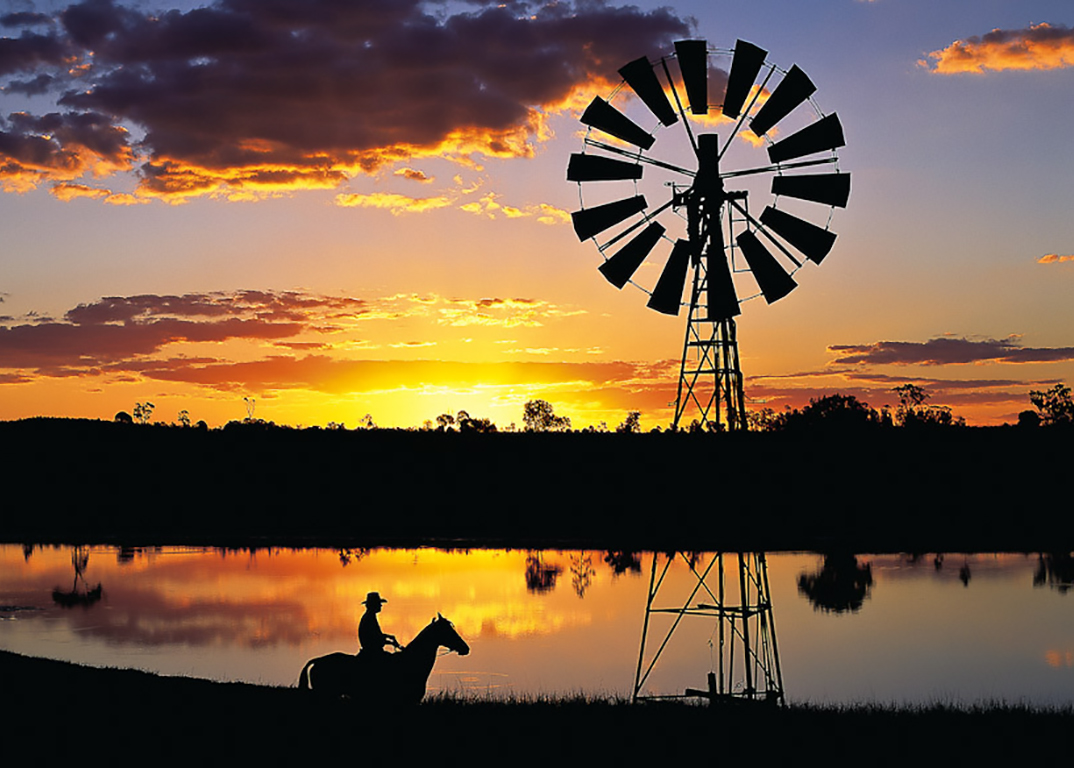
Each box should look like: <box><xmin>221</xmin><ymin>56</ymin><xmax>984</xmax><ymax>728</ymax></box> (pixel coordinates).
<box><xmin>1</xmin><ymin>0</ymin><xmax>1072</xmax><ymax>429</ymax></box>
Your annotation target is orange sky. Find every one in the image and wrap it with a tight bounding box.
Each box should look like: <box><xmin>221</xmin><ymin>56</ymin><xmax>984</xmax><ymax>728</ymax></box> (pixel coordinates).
<box><xmin>2</xmin><ymin>1</ymin><xmax>1073</xmax><ymax>429</ymax></box>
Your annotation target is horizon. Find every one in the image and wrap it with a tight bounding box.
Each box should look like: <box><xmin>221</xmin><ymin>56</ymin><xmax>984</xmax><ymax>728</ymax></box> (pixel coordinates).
<box><xmin>2</xmin><ymin>0</ymin><xmax>1073</xmax><ymax>430</ymax></box>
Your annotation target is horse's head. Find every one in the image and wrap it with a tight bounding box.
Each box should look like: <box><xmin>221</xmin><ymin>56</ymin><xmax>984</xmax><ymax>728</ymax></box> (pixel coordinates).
<box><xmin>433</xmin><ymin>613</ymin><xmax>470</xmax><ymax>656</ymax></box>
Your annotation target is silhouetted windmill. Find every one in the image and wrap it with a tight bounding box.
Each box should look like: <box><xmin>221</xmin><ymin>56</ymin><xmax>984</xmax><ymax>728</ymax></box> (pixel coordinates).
<box><xmin>569</xmin><ymin>39</ymin><xmax>849</xmax><ymax>429</ymax></box>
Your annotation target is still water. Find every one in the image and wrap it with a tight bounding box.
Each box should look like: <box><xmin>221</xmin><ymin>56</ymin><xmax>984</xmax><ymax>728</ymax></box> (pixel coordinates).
<box><xmin>1</xmin><ymin>545</ymin><xmax>1072</xmax><ymax>705</ymax></box>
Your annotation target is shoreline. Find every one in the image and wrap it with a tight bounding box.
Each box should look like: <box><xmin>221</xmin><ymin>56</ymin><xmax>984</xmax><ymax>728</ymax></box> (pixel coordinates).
<box><xmin>2</xmin><ymin>649</ymin><xmax>1070</xmax><ymax>761</ymax></box>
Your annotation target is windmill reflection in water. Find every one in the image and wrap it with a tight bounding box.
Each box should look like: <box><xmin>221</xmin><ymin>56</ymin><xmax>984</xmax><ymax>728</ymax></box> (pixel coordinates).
<box><xmin>634</xmin><ymin>552</ymin><xmax>784</xmax><ymax>707</ymax></box>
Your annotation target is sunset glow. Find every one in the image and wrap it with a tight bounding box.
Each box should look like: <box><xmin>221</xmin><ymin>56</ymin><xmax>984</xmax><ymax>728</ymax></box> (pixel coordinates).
<box><xmin>2</xmin><ymin>1</ymin><xmax>1073</xmax><ymax>429</ymax></box>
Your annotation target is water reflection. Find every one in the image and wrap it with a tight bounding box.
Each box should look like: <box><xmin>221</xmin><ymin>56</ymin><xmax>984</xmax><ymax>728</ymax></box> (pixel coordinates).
<box><xmin>524</xmin><ymin>552</ymin><xmax>561</xmax><ymax>594</ymax></box>
<box><xmin>797</xmin><ymin>553</ymin><xmax>873</xmax><ymax>613</ymax></box>
<box><xmin>1</xmin><ymin>546</ymin><xmax>1072</xmax><ymax>705</ymax></box>
<box><xmin>635</xmin><ymin>552</ymin><xmax>783</xmax><ymax>706</ymax></box>
<box><xmin>1035</xmin><ymin>552</ymin><xmax>1074</xmax><ymax>594</ymax></box>
<box><xmin>51</xmin><ymin>546</ymin><xmax>103</xmax><ymax>609</ymax></box>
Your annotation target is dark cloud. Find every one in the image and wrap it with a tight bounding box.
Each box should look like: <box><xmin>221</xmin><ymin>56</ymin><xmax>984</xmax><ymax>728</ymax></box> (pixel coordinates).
<box><xmin>0</xmin><ymin>110</ymin><xmax>135</xmax><ymax>190</ymax></box>
<box><xmin>4</xmin><ymin>73</ymin><xmax>53</xmax><ymax>94</ymax></box>
<box><xmin>1</xmin><ymin>0</ymin><xmax>691</xmax><ymax>197</ymax></box>
<box><xmin>0</xmin><ymin>29</ymin><xmax>69</xmax><ymax>76</ymax></box>
<box><xmin>1</xmin><ymin>13</ymin><xmax>53</xmax><ymax>29</ymax></box>
<box><xmin>827</xmin><ymin>337</ymin><xmax>1074</xmax><ymax>366</ymax></box>
<box><xmin>0</xmin><ymin>290</ymin><xmax>366</xmax><ymax>370</ymax></box>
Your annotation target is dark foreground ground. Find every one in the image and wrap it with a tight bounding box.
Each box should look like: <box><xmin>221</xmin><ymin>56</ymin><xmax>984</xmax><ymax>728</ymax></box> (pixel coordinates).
<box><xmin>3</xmin><ymin>418</ymin><xmax>1073</xmax><ymax>553</ymax></box>
<box><xmin>2</xmin><ymin>650</ymin><xmax>1070</xmax><ymax>764</ymax></box>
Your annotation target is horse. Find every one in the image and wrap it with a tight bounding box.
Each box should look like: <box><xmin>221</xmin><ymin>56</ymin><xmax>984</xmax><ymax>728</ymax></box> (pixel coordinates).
<box><xmin>297</xmin><ymin>613</ymin><xmax>469</xmax><ymax>705</ymax></box>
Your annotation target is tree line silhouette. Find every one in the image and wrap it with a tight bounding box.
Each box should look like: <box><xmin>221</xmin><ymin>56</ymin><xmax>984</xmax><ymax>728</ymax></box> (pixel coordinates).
<box><xmin>111</xmin><ymin>382</ymin><xmax>1073</xmax><ymax>435</ymax></box>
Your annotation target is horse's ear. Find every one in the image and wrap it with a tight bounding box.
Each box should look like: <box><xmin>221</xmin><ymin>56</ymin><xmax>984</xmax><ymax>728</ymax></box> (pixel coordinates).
<box><xmin>438</xmin><ymin>612</ymin><xmax>443</xmax><ymax>620</ymax></box>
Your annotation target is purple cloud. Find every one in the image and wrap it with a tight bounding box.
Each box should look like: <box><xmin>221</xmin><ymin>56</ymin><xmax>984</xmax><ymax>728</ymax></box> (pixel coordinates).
<box><xmin>2</xmin><ymin>0</ymin><xmax>691</xmax><ymax>197</ymax></box>
<box><xmin>828</xmin><ymin>337</ymin><xmax>1074</xmax><ymax>366</ymax></box>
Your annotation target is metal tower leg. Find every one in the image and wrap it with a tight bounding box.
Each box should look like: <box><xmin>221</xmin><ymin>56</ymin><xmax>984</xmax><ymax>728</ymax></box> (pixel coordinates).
<box><xmin>672</xmin><ymin>267</ymin><xmax>748</xmax><ymax>431</ymax></box>
<box><xmin>633</xmin><ymin>552</ymin><xmax>784</xmax><ymax>706</ymax></box>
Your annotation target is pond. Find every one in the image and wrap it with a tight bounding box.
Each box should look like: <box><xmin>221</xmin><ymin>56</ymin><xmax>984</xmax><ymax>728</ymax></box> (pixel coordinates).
<box><xmin>1</xmin><ymin>545</ymin><xmax>1072</xmax><ymax>705</ymax></box>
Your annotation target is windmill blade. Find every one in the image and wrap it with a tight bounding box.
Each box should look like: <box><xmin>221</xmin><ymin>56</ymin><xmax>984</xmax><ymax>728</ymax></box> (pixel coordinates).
<box><xmin>599</xmin><ymin>222</ymin><xmax>665</xmax><ymax>288</ymax></box>
<box><xmin>772</xmin><ymin>173</ymin><xmax>850</xmax><ymax>207</ymax></box>
<box><xmin>571</xmin><ymin>195</ymin><xmax>648</xmax><ymax>242</ymax></box>
<box><xmin>750</xmin><ymin>65</ymin><xmax>816</xmax><ymax>137</ymax></box>
<box><xmin>567</xmin><ymin>153</ymin><xmax>643</xmax><ymax>182</ymax></box>
<box><xmin>619</xmin><ymin>56</ymin><xmax>678</xmax><ymax>126</ymax></box>
<box><xmin>581</xmin><ymin>97</ymin><xmax>655</xmax><ymax>150</ymax></box>
<box><xmin>759</xmin><ymin>206</ymin><xmax>837</xmax><ymax>264</ymax></box>
<box><xmin>767</xmin><ymin>113</ymin><xmax>844</xmax><ymax>164</ymax></box>
<box><xmin>722</xmin><ymin>40</ymin><xmax>767</xmax><ymax>119</ymax></box>
<box><xmin>736</xmin><ymin>230</ymin><xmax>797</xmax><ymax>303</ymax></box>
<box><xmin>674</xmin><ymin>40</ymin><xmax>708</xmax><ymax>115</ymax></box>
<box><xmin>706</xmin><ymin>251</ymin><xmax>741</xmax><ymax>320</ymax></box>
<box><xmin>647</xmin><ymin>239</ymin><xmax>692</xmax><ymax>315</ymax></box>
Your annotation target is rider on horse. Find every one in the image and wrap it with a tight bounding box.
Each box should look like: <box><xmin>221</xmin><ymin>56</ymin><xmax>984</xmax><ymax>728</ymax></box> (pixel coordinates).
<box><xmin>359</xmin><ymin>592</ymin><xmax>401</xmax><ymax>656</ymax></box>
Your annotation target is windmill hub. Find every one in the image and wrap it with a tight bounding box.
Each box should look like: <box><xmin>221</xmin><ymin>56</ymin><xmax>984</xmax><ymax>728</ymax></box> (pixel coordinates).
<box><xmin>567</xmin><ymin>38</ymin><xmax>849</xmax><ymax>430</ymax></box>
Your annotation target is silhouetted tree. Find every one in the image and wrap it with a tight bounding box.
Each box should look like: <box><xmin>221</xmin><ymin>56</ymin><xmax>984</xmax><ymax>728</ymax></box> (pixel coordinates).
<box><xmin>114</xmin><ymin>410</ymin><xmax>133</xmax><ymax>424</ymax></box>
<box><xmin>747</xmin><ymin>407</ymin><xmax>780</xmax><ymax>431</ymax></box>
<box><xmin>523</xmin><ymin>399</ymin><xmax>571</xmax><ymax>432</ymax></box>
<box><xmin>435</xmin><ymin>413</ymin><xmax>455</xmax><ymax>431</ymax></box>
<box><xmin>132</xmin><ymin>401</ymin><xmax>154</xmax><ymax>424</ymax></box>
<box><xmin>457</xmin><ymin>412</ymin><xmax>497</xmax><ymax>432</ymax></box>
<box><xmin>797</xmin><ymin>554</ymin><xmax>873</xmax><ymax>613</ymax></box>
<box><xmin>777</xmin><ymin>394</ymin><xmax>882</xmax><ymax>432</ymax></box>
<box><xmin>616</xmin><ymin>411</ymin><xmax>641</xmax><ymax>433</ymax></box>
<box><xmin>1018</xmin><ymin>410</ymin><xmax>1041</xmax><ymax>428</ymax></box>
<box><xmin>177</xmin><ymin>409</ymin><xmax>191</xmax><ymax>427</ymax></box>
<box><xmin>1029</xmin><ymin>383</ymin><xmax>1074</xmax><ymax>426</ymax></box>
<box><xmin>893</xmin><ymin>384</ymin><xmax>964</xmax><ymax>428</ymax></box>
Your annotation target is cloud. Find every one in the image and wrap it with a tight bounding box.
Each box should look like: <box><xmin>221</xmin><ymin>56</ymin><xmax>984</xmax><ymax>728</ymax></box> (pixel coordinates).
<box><xmin>394</xmin><ymin>168</ymin><xmax>432</xmax><ymax>183</ymax></box>
<box><xmin>827</xmin><ymin>336</ymin><xmax>1074</xmax><ymax>366</ymax></box>
<box><xmin>434</xmin><ymin>296</ymin><xmax>584</xmax><ymax>328</ymax></box>
<box><xmin>50</xmin><ymin>181</ymin><xmax>108</xmax><ymax>201</ymax></box>
<box><xmin>457</xmin><ymin>191</ymin><xmax>569</xmax><ymax>222</ymax></box>
<box><xmin>922</xmin><ymin>23</ymin><xmax>1074</xmax><ymax>74</ymax></box>
<box><xmin>1</xmin><ymin>0</ymin><xmax>690</xmax><ymax>198</ymax></box>
<box><xmin>333</xmin><ymin>185</ymin><xmax>571</xmax><ymax>222</ymax></box>
<box><xmin>334</xmin><ymin>191</ymin><xmax>454</xmax><ymax>214</ymax></box>
<box><xmin>1039</xmin><ymin>253</ymin><xmax>1074</xmax><ymax>264</ymax></box>
<box><xmin>0</xmin><ymin>110</ymin><xmax>135</xmax><ymax>192</ymax></box>
<box><xmin>0</xmin><ymin>290</ymin><xmax>368</xmax><ymax>371</ymax></box>
<box><xmin>0</xmin><ymin>289</ymin><xmax>590</xmax><ymax>390</ymax></box>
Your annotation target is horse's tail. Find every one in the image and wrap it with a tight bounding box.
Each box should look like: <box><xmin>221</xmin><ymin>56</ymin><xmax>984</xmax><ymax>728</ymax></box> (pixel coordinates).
<box><xmin>297</xmin><ymin>659</ymin><xmax>315</xmax><ymax>690</ymax></box>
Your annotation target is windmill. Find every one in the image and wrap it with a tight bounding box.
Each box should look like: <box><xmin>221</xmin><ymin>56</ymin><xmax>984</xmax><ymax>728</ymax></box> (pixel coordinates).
<box><xmin>568</xmin><ymin>39</ymin><xmax>849</xmax><ymax>430</ymax></box>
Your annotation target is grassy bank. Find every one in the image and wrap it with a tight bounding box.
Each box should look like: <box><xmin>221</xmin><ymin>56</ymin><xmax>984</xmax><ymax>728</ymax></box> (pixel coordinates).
<box><xmin>2</xmin><ymin>650</ymin><xmax>1070</xmax><ymax>763</ymax></box>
